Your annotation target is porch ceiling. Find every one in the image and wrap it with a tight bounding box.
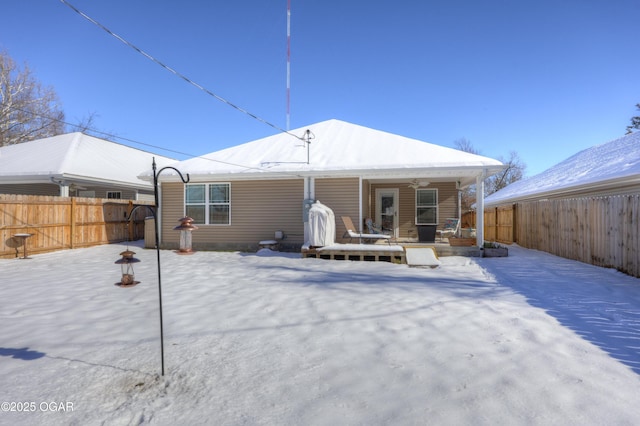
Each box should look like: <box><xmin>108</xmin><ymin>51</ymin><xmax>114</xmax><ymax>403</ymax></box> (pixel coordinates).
<box><xmin>361</xmin><ymin>166</ymin><xmax>505</xmax><ymax>188</ymax></box>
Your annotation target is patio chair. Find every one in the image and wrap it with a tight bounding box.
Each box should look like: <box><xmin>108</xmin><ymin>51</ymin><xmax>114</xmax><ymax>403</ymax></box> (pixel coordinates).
<box><xmin>341</xmin><ymin>216</ymin><xmax>392</xmax><ymax>244</ymax></box>
<box><xmin>365</xmin><ymin>218</ymin><xmax>388</xmax><ymax>235</ymax></box>
<box><xmin>436</xmin><ymin>218</ymin><xmax>460</xmax><ymax>241</ymax></box>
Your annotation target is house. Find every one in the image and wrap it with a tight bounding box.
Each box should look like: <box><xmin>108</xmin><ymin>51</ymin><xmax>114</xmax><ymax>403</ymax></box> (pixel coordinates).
<box><xmin>483</xmin><ymin>131</ymin><xmax>640</xmax><ymax>277</ymax></box>
<box><xmin>146</xmin><ymin>119</ymin><xmax>505</xmax><ymax>251</ymax></box>
<box><xmin>484</xmin><ymin>131</ymin><xmax>640</xmax><ymax>206</ymax></box>
<box><xmin>0</xmin><ymin>132</ymin><xmax>176</xmax><ymax>200</ymax></box>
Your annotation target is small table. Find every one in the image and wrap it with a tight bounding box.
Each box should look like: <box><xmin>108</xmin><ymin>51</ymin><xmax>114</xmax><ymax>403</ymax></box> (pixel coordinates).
<box><xmin>13</xmin><ymin>233</ymin><xmax>34</xmax><ymax>259</ymax></box>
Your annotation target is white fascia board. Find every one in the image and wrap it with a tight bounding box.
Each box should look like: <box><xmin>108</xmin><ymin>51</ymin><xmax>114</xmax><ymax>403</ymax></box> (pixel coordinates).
<box><xmin>0</xmin><ymin>172</ymin><xmax>155</xmax><ymax>190</ymax></box>
<box><xmin>167</xmin><ymin>165</ymin><xmax>507</xmax><ymax>183</ymax></box>
<box><xmin>0</xmin><ymin>173</ymin><xmax>65</xmax><ymax>184</ymax></box>
<box><xmin>485</xmin><ymin>175</ymin><xmax>640</xmax><ymax>206</ymax></box>
<box><xmin>57</xmin><ymin>174</ymin><xmax>155</xmax><ymax>190</ymax></box>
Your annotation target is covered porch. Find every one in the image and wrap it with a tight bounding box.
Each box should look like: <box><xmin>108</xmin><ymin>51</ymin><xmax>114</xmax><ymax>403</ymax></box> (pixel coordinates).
<box><xmin>305</xmin><ymin>169</ymin><xmax>494</xmax><ymax>250</ymax></box>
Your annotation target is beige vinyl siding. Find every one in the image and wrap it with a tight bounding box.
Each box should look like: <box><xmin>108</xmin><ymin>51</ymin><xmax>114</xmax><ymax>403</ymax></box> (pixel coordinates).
<box><xmin>79</xmin><ymin>186</ymin><xmax>142</xmax><ymax>200</ymax></box>
<box><xmin>399</xmin><ymin>185</ymin><xmax>418</xmax><ymax>239</ymax></box>
<box><xmin>159</xmin><ymin>182</ymin><xmax>185</xmax><ymax>248</ymax></box>
<box><xmin>436</xmin><ymin>182</ymin><xmax>459</xmax><ymax>227</ymax></box>
<box><xmin>0</xmin><ymin>184</ymin><xmax>61</xmax><ymax>196</ymax></box>
<box><xmin>362</xmin><ymin>180</ymin><xmax>371</xmax><ymax>220</ymax></box>
<box><xmin>160</xmin><ymin>179</ymin><xmax>304</xmax><ymax>251</ymax></box>
<box><xmin>0</xmin><ymin>183</ymin><xmax>148</xmax><ymax>199</ymax></box>
<box><xmin>315</xmin><ymin>177</ymin><xmax>360</xmax><ymax>242</ymax></box>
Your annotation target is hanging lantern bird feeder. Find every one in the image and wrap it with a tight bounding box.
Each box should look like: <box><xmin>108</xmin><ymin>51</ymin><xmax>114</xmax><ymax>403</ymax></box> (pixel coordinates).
<box><xmin>174</xmin><ymin>216</ymin><xmax>198</xmax><ymax>254</ymax></box>
<box><xmin>115</xmin><ymin>249</ymin><xmax>141</xmax><ymax>287</ymax></box>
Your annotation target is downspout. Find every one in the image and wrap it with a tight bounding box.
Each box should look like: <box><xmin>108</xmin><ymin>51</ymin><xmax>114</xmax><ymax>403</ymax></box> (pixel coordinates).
<box><xmin>303</xmin><ymin>177</ymin><xmax>315</xmax><ymax>244</ymax></box>
<box><xmin>50</xmin><ymin>177</ymin><xmax>70</xmax><ymax>197</ymax></box>
<box><xmin>475</xmin><ymin>169</ymin><xmax>487</xmax><ymax>248</ymax></box>
<box><xmin>457</xmin><ymin>181</ymin><xmax>462</xmax><ymax>237</ymax></box>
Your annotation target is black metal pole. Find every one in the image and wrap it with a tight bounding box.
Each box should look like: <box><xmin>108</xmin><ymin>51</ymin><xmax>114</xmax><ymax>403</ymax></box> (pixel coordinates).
<box><xmin>152</xmin><ymin>158</ymin><xmax>165</xmax><ymax>377</ymax></box>
<box><xmin>151</xmin><ymin>157</ymin><xmax>190</xmax><ymax>377</ymax></box>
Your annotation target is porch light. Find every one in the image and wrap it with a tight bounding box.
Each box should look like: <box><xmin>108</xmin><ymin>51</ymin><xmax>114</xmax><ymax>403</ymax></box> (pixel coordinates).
<box><xmin>173</xmin><ymin>216</ymin><xmax>198</xmax><ymax>254</ymax></box>
<box><xmin>408</xmin><ymin>179</ymin><xmax>430</xmax><ymax>189</ymax></box>
<box><xmin>115</xmin><ymin>249</ymin><xmax>141</xmax><ymax>287</ymax></box>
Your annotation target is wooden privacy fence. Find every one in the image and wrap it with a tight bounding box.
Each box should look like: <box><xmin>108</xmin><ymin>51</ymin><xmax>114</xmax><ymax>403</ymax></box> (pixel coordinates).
<box><xmin>478</xmin><ymin>205</ymin><xmax>516</xmax><ymax>243</ymax></box>
<box><xmin>515</xmin><ymin>196</ymin><xmax>639</xmax><ymax>277</ymax></box>
<box><xmin>0</xmin><ymin>194</ymin><xmax>153</xmax><ymax>259</ymax></box>
<box><xmin>463</xmin><ymin>195</ymin><xmax>640</xmax><ymax>277</ymax></box>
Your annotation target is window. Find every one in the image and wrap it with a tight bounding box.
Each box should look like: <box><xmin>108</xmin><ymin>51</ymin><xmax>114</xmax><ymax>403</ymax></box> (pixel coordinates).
<box><xmin>415</xmin><ymin>188</ymin><xmax>438</xmax><ymax>225</ymax></box>
<box><xmin>185</xmin><ymin>183</ymin><xmax>230</xmax><ymax>225</ymax></box>
<box><xmin>107</xmin><ymin>191</ymin><xmax>122</xmax><ymax>199</ymax></box>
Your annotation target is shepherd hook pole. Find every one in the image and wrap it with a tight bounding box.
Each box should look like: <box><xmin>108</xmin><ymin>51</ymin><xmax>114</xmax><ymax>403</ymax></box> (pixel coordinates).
<box><xmin>152</xmin><ymin>158</ymin><xmax>190</xmax><ymax>376</ymax></box>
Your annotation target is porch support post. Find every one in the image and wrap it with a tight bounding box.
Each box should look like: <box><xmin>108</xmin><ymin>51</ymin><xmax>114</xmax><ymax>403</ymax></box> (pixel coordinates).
<box><xmin>457</xmin><ymin>182</ymin><xmax>462</xmax><ymax>237</ymax></box>
<box><xmin>358</xmin><ymin>177</ymin><xmax>363</xmax><ymax>232</ymax></box>
<box><xmin>59</xmin><ymin>183</ymin><xmax>70</xmax><ymax>197</ymax></box>
<box><xmin>303</xmin><ymin>177</ymin><xmax>315</xmax><ymax>243</ymax></box>
<box><xmin>51</xmin><ymin>178</ymin><xmax>70</xmax><ymax>197</ymax></box>
<box><xmin>475</xmin><ymin>170</ymin><xmax>487</xmax><ymax>248</ymax></box>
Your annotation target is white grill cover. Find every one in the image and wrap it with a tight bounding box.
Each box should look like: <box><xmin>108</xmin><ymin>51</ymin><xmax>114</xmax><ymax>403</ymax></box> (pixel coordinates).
<box><xmin>307</xmin><ymin>201</ymin><xmax>336</xmax><ymax>247</ymax></box>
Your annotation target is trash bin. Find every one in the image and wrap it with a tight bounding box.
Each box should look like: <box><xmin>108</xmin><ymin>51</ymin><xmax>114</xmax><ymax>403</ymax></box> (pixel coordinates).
<box><xmin>144</xmin><ymin>216</ymin><xmax>156</xmax><ymax>248</ymax></box>
<box><xmin>417</xmin><ymin>225</ymin><xmax>436</xmax><ymax>243</ymax></box>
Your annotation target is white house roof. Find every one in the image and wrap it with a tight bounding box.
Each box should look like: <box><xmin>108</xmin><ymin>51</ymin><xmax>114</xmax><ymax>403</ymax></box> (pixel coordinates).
<box><xmin>0</xmin><ymin>133</ymin><xmax>176</xmax><ymax>189</ymax></box>
<box><xmin>485</xmin><ymin>131</ymin><xmax>640</xmax><ymax>206</ymax></box>
<box><xmin>154</xmin><ymin>119</ymin><xmax>504</xmax><ymax>186</ymax></box>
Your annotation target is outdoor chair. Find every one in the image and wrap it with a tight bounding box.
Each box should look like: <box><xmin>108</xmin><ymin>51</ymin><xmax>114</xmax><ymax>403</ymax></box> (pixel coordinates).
<box><xmin>365</xmin><ymin>218</ymin><xmax>390</xmax><ymax>235</ymax></box>
<box><xmin>341</xmin><ymin>216</ymin><xmax>392</xmax><ymax>244</ymax></box>
<box><xmin>436</xmin><ymin>218</ymin><xmax>460</xmax><ymax>241</ymax></box>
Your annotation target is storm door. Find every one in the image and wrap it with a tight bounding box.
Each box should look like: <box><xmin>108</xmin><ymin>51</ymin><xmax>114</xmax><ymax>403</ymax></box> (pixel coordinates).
<box><xmin>375</xmin><ymin>188</ymin><xmax>399</xmax><ymax>237</ymax></box>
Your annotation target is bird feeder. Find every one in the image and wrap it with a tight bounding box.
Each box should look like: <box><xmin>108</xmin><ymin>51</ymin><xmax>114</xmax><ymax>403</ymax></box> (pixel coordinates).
<box><xmin>115</xmin><ymin>249</ymin><xmax>141</xmax><ymax>287</ymax></box>
<box><xmin>174</xmin><ymin>216</ymin><xmax>198</xmax><ymax>254</ymax></box>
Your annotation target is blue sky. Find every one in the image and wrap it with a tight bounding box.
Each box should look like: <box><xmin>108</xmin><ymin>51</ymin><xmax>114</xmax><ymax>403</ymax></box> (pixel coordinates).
<box><xmin>2</xmin><ymin>0</ymin><xmax>638</xmax><ymax>176</ymax></box>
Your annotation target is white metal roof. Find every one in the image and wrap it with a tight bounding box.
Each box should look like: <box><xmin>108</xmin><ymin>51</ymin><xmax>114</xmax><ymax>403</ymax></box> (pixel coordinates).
<box><xmin>155</xmin><ymin>119</ymin><xmax>504</xmax><ymax>186</ymax></box>
<box><xmin>485</xmin><ymin>131</ymin><xmax>640</xmax><ymax>205</ymax></box>
<box><xmin>0</xmin><ymin>133</ymin><xmax>176</xmax><ymax>189</ymax></box>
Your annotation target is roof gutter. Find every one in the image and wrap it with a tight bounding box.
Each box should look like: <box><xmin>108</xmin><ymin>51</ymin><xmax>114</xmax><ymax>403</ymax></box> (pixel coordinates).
<box><xmin>154</xmin><ymin>164</ymin><xmax>507</xmax><ymax>183</ymax></box>
<box><xmin>484</xmin><ymin>175</ymin><xmax>640</xmax><ymax>206</ymax></box>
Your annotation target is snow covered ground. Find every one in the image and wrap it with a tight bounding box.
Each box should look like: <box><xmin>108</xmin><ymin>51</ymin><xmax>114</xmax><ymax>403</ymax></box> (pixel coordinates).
<box><xmin>1</xmin><ymin>242</ymin><xmax>640</xmax><ymax>425</ymax></box>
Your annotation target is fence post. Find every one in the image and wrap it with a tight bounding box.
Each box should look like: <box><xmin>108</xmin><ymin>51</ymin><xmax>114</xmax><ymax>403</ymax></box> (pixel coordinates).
<box><xmin>127</xmin><ymin>200</ymin><xmax>134</xmax><ymax>241</ymax></box>
<box><xmin>494</xmin><ymin>207</ymin><xmax>499</xmax><ymax>242</ymax></box>
<box><xmin>70</xmin><ymin>197</ymin><xmax>76</xmax><ymax>249</ymax></box>
<box><xmin>512</xmin><ymin>203</ymin><xmax>517</xmax><ymax>243</ymax></box>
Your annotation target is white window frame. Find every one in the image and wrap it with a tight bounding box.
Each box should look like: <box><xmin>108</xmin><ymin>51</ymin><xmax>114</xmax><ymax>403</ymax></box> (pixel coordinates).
<box><xmin>185</xmin><ymin>183</ymin><xmax>231</xmax><ymax>225</ymax></box>
<box><xmin>106</xmin><ymin>191</ymin><xmax>122</xmax><ymax>199</ymax></box>
<box><xmin>415</xmin><ymin>188</ymin><xmax>438</xmax><ymax>225</ymax></box>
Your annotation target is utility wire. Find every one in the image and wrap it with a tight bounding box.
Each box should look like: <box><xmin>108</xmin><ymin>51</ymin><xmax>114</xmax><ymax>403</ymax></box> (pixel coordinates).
<box><xmin>59</xmin><ymin>0</ymin><xmax>302</xmax><ymax>142</ymax></box>
<box><xmin>7</xmin><ymin>106</ymin><xmax>195</xmax><ymax>158</ymax></box>
<box><xmin>7</xmin><ymin>105</ymin><xmax>308</xmax><ymax>177</ymax></box>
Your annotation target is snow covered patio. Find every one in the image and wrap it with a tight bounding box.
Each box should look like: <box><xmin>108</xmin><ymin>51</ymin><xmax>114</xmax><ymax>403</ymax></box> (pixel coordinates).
<box><xmin>2</xmin><ymin>243</ymin><xmax>640</xmax><ymax>425</ymax></box>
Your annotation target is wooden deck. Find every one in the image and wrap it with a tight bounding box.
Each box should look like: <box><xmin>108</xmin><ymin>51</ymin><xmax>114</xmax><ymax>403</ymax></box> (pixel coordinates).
<box><xmin>302</xmin><ymin>244</ymin><xmax>406</xmax><ymax>263</ymax></box>
<box><xmin>302</xmin><ymin>241</ymin><xmax>482</xmax><ymax>263</ymax></box>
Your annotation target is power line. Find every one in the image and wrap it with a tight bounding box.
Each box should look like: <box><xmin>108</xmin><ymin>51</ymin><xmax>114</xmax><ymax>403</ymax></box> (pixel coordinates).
<box><xmin>59</xmin><ymin>0</ymin><xmax>302</xmax><ymax>142</ymax></box>
<box><xmin>287</xmin><ymin>0</ymin><xmax>291</xmax><ymax>131</ymax></box>
<box><xmin>7</xmin><ymin>106</ymin><xmax>192</xmax><ymax>158</ymax></box>
<box><xmin>7</xmin><ymin>106</ymin><xmax>309</xmax><ymax>177</ymax></box>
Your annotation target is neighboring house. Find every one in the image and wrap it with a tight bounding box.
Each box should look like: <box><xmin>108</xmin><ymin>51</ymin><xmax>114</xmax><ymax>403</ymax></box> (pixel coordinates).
<box><xmin>485</xmin><ymin>131</ymin><xmax>640</xmax><ymax>205</ymax></box>
<box><xmin>0</xmin><ymin>133</ymin><xmax>176</xmax><ymax>201</ymax></box>
<box><xmin>483</xmin><ymin>131</ymin><xmax>640</xmax><ymax>277</ymax></box>
<box><xmin>146</xmin><ymin>119</ymin><xmax>505</xmax><ymax>250</ymax></box>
